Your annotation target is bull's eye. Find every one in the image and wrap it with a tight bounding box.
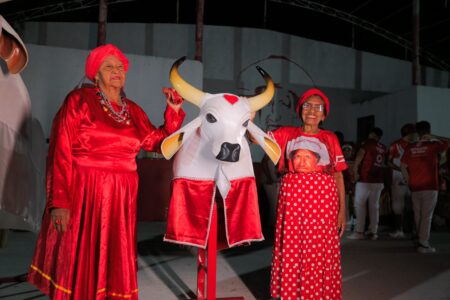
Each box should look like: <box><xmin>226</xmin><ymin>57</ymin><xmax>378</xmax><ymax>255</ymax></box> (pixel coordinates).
<box><xmin>206</xmin><ymin>113</ymin><xmax>217</xmax><ymax>123</ymax></box>
<box><xmin>243</xmin><ymin>119</ymin><xmax>249</xmax><ymax>127</ymax></box>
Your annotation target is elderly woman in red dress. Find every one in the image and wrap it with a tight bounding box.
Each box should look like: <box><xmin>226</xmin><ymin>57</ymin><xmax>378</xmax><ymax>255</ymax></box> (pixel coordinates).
<box><xmin>269</xmin><ymin>88</ymin><xmax>347</xmax><ymax>300</ymax></box>
<box><xmin>28</xmin><ymin>44</ymin><xmax>185</xmax><ymax>299</ymax></box>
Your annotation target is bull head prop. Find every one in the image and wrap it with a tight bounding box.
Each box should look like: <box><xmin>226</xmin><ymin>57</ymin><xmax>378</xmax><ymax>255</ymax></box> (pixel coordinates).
<box><xmin>161</xmin><ymin>57</ymin><xmax>281</xmax><ymax>248</ymax></box>
<box><xmin>162</xmin><ymin>56</ymin><xmax>280</xmax><ymax>198</ymax></box>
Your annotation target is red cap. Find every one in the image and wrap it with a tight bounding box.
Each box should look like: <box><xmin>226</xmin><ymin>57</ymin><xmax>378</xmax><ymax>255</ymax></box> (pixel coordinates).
<box><xmin>85</xmin><ymin>44</ymin><xmax>129</xmax><ymax>82</ymax></box>
<box><xmin>296</xmin><ymin>88</ymin><xmax>330</xmax><ymax>117</ymax></box>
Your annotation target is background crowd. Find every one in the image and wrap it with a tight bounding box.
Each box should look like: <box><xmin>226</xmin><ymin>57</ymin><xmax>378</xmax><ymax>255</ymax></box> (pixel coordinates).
<box><xmin>336</xmin><ymin>122</ymin><xmax>448</xmax><ymax>254</ymax></box>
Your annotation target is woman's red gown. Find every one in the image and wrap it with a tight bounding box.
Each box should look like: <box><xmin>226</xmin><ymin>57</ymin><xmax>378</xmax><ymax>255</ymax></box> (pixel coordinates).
<box><xmin>27</xmin><ymin>87</ymin><xmax>184</xmax><ymax>299</ymax></box>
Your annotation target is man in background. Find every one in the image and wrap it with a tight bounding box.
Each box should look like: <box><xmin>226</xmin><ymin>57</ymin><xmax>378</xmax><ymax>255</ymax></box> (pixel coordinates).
<box><xmin>401</xmin><ymin>121</ymin><xmax>448</xmax><ymax>253</ymax></box>
<box><xmin>348</xmin><ymin>127</ymin><xmax>387</xmax><ymax>240</ymax></box>
<box><xmin>387</xmin><ymin>123</ymin><xmax>417</xmax><ymax>238</ymax></box>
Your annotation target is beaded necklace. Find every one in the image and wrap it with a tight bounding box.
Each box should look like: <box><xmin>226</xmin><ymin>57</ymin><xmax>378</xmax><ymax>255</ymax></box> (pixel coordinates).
<box><xmin>97</xmin><ymin>89</ymin><xmax>131</xmax><ymax>125</ymax></box>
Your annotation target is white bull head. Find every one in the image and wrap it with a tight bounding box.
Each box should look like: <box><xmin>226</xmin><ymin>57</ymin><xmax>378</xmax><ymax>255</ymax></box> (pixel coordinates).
<box><xmin>161</xmin><ymin>57</ymin><xmax>281</xmax><ymax>199</ymax></box>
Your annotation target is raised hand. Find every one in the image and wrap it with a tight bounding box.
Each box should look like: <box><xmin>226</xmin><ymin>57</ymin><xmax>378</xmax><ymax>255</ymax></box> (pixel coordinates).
<box><xmin>163</xmin><ymin>87</ymin><xmax>183</xmax><ymax>113</ymax></box>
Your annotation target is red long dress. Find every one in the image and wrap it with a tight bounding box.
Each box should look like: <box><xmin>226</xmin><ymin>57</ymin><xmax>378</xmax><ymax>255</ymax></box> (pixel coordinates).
<box><xmin>28</xmin><ymin>87</ymin><xmax>184</xmax><ymax>300</ymax></box>
<box><xmin>269</xmin><ymin>127</ymin><xmax>347</xmax><ymax>300</ymax></box>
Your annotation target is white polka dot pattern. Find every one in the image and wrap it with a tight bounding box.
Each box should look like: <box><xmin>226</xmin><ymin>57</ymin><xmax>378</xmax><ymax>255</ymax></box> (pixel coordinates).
<box><xmin>270</xmin><ymin>172</ymin><xmax>342</xmax><ymax>300</ymax></box>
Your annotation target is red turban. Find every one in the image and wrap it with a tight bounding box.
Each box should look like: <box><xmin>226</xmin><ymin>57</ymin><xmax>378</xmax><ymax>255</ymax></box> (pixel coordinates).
<box><xmin>296</xmin><ymin>88</ymin><xmax>330</xmax><ymax>117</ymax></box>
<box><xmin>85</xmin><ymin>44</ymin><xmax>129</xmax><ymax>81</ymax></box>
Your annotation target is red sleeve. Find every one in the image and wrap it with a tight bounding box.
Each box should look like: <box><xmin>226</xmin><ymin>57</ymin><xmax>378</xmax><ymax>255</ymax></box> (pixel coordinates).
<box><xmin>401</xmin><ymin>145</ymin><xmax>411</xmax><ymax>165</ymax></box>
<box><xmin>133</xmin><ymin>104</ymin><xmax>186</xmax><ymax>153</ymax></box>
<box><xmin>46</xmin><ymin>91</ymin><xmax>86</xmax><ymax>210</ymax></box>
<box><xmin>268</xmin><ymin>127</ymin><xmax>292</xmax><ymax>174</ymax></box>
<box><xmin>328</xmin><ymin>132</ymin><xmax>348</xmax><ymax>173</ymax></box>
<box><xmin>389</xmin><ymin>142</ymin><xmax>398</xmax><ymax>158</ymax></box>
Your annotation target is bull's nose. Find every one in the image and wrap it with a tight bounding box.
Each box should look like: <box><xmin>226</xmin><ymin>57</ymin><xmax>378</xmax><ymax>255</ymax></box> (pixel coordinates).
<box><xmin>216</xmin><ymin>142</ymin><xmax>241</xmax><ymax>162</ymax></box>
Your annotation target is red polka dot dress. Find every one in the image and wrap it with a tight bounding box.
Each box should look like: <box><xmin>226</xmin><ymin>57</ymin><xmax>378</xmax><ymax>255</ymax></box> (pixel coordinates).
<box><xmin>270</xmin><ymin>172</ymin><xmax>342</xmax><ymax>300</ymax></box>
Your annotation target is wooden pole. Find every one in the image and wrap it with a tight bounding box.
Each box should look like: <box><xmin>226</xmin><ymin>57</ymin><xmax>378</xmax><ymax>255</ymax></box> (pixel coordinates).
<box><xmin>195</xmin><ymin>0</ymin><xmax>204</xmax><ymax>62</ymax></box>
<box><xmin>97</xmin><ymin>0</ymin><xmax>108</xmax><ymax>46</ymax></box>
<box><xmin>412</xmin><ymin>0</ymin><xmax>420</xmax><ymax>85</ymax></box>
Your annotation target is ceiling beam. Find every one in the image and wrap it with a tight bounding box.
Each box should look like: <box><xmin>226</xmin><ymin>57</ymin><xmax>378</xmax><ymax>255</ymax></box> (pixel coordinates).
<box><xmin>269</xmin><ymin>0</ymin><xmax>450</xmax><ymax>71</ymax></box>
<box><xmin>4</xmin><ymin>0</ymin><xmax>137</xmax><ymax>23</ymax></box>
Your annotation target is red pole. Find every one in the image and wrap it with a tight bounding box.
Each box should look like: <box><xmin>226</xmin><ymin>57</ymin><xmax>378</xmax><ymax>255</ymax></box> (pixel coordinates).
<box><xmin>195</xmin><ymin>200</ymin><xmax>244</xmax><ymax>300</ymax></box>
<box><xmin>197</xmin><ymin>248</ymin><xmax>206</xmax><ymax>300</ymax></box>
<box><xmin>207</xmin><ymin>202</ymin><xmax>218</xmax><ymax>299</ymax></box>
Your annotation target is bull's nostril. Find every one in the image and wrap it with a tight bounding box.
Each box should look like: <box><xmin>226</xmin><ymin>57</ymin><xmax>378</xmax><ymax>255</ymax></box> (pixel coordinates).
<box><xmin>231</xmin><ymin>145</ymin><xmax>240</xmax><ymax>161</ymax></box>
<box><xmin>216</xmin><ymin>143</ymin><xmax>241</xmax><ymax>162</ymax></box>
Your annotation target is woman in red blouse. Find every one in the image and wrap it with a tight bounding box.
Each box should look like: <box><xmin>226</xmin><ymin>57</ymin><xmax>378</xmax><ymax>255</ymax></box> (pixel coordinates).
<box><xmin>270</xmin><ymin>88</ymin><xmax>347</xmax><ymax>300</ymax></box>
<box><xmin>28</xmin><ymin>44</ymin><xmax>185</xmax><ymax>299</ymax></box>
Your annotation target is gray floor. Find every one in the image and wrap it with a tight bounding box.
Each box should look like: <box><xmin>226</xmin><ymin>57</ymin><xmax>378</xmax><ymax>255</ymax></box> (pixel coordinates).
<box><xmin>1</xmin><ymin>222</ymin><xmax>450</xmax><ymax>300</ymax></box>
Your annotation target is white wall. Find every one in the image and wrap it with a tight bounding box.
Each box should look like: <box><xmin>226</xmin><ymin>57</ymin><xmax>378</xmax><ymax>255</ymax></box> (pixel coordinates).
<box><xmin>347</xmin><ymin>88</ymin><xmax>418</xmax><ymax>146</ymax></box>
<box><xmin>417</xmin><ymin>86</ymin><xmax>450</xmax><ymax>138</ymax></box>
<box><xmin>21</xmin><ymin>22</ymin><xmax>450</xmax><ymax>92</ymax></box>
<box><xmin>17</xmin><ymin>22</ymin><xmax>450</xmax><ymax>158</ymax></box>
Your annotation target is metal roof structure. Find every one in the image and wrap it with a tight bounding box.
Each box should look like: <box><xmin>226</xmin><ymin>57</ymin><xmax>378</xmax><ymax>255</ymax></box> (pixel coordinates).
<box><xmin>1</xmin><ymin>0</ymin><xmax>449</xmax><ymax>71</ymax></box>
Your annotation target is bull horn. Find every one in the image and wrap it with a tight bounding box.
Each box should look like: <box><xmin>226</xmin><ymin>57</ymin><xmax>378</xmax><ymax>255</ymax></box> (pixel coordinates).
<box><xmin>169</xmin><ymin>56</ymin><xmax>205</xmax><ymax>107</ymax></box>
<box><xmin>248</xmin><ymin>66</ymin><xmax>275</xmax><ymax>112</ymax></box>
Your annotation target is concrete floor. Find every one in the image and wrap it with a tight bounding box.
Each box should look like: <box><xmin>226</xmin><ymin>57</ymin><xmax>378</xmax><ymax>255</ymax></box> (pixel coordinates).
<box><xmin>1</xmin><ymin>222</ymin><xmax>450</xmax><ymax>300</ymax></box>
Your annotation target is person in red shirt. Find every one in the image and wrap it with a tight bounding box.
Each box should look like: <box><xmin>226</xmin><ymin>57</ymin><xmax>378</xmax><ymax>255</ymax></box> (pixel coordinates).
<box><xmin>269</xmin><ymin>88</ymin><xmax>346</xmax><ymax>300</ymax></box>
<box><xmin>387</xmin><ymin>123</ymin><xmax>417</xmax><ymax>238</ymax></box>
<box><xmin>348</xmin><ymin>127</ymin><xmax>387</xmax><ymax>240</ymax></box>
<box><xmin>401</xmin><ymin>121</ymin><xmax>448</xmax><ymax>253</ymax></box>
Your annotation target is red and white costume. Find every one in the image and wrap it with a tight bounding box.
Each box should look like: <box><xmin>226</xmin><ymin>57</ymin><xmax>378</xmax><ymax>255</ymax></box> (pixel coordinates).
<box><xmin>163</xmin><ymin>93</ymin><xmax>278</xmax><ymax>248</ymax></box>
<box><xmin>165</xmin><ymin>176</ymin><xmax>262</xmax><ymax>248</ymax></box>
<box><xmin>161</xmin><ymin>58</ymin><xmax>281</xmax><ymax>250</ymax></box>
<box><xmin>269</xmin><ymin>126</ymin><xmax>347</xmax><ymax>300</ymax></box>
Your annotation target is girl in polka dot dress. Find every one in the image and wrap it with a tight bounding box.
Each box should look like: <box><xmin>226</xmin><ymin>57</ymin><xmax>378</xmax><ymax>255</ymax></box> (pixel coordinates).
<box><xmin>264</xmin><ymin>88</ymin><xmax>346</xmax><ymax>299</ymax></box>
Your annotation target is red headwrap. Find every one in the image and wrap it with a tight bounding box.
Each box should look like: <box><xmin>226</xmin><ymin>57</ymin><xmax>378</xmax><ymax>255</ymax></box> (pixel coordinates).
<box><xmin>85</xmin><ymin>44</ymin><xmax>129</xmax><ymax>81</ymax></box>
<box><xmin>296</xmin><ymin>88</ymin><xmax>330</xmax><ymax>117</ymax></box>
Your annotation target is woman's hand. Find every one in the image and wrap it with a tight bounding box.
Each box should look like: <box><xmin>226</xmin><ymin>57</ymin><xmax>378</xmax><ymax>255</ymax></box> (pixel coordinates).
<box><xmin>163</xmin><ymin>87</ymin><xmax>183</xmax><ymax>113</ymax></box>
<box><xmin>333</xmin><ymin>171</ymin><xmax>346</xmax><ymax>238</ymax></box>
<box><xmin>51</xmin><ymin>208</ymin><xmax>70</xmax><ymax>233</ymax></box>
<box><xmin>337</xmin><ymin>209</ymin><xmax>346</xmax><ymax>238</ymax></box>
